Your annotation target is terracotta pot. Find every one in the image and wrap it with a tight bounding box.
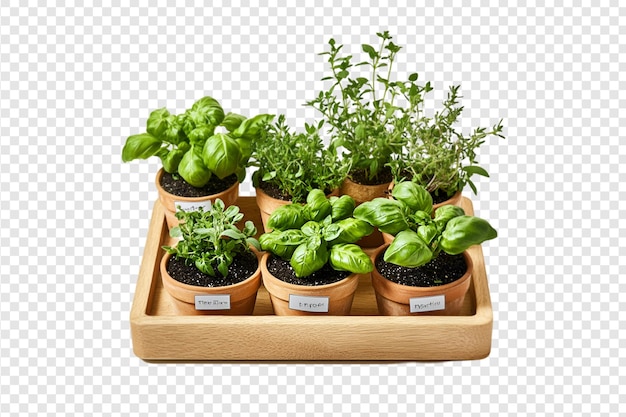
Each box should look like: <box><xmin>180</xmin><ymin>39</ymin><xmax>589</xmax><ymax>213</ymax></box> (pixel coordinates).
<box><xmin>340</xmin><ymin>177</ymin><xmax>391</xmax><ymax>205</ymax></box>
<box><xmin>160</xmin><ymin>251</ymin><xmax>262</xmax><ymax>315</ymax></box>
<box><xmin>387</xmin><ymin>182</ymin><xmax>462</xmax><ymax>212</ymax></box>
<box><xmin>370</xmin><ymin>244</ymin><xmax>473</xmax><ymax>316</ymax></box>
<box><xmin>260</xmin><ymin>252</ymin><xmax>361</xmax><ymax>316</ymax></box>
<box><xmin>255</xmin><ymin>187</ymin><xmax>339</xmax><ymax>232</ymax></box>
<box><xmin>155</xmin><ymin>168</ymin><xmax>240</xmax><ymax>229</ymax></box>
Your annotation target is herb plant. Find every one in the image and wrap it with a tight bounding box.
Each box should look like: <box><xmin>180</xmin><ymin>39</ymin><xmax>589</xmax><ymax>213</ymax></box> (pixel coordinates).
<box><xmin>122</xmin><ymin>96</ymin><xmax>274</xmax><ymax>187</ymax></box>
<box><xmin>389</xmin><ymin>85</ymin><xmax>505</xmax><ymax>198</ymax></box>
<box><xmin>259</xmin><ymin>189</ymin><xmax>373</xmax><ymax>278</ymax></box>
<box><xmin>162</xmin><ymin>199</ymin><xmax>261</xmax><ymax>277</ymax></box>
<box><xmin>354</xmin><ymin>182</ymin><xmax>497</xmax><ymax>268</ymax></box>
<box><xmin>306</xmin><ymin>31</ymin><xmax>432</xmax><ymax>183</ymax></box>
<box><xmin>251</xmin><ymin>115</ymin><xmax>349</xmax><ymax>203</ymax></box>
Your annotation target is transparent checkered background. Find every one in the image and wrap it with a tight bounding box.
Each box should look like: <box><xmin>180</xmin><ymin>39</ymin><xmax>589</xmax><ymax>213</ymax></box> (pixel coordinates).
<box><xmin>0</xmin><ymin>1</ymin><xmax>623</xmax><ymax>416</ymax></box>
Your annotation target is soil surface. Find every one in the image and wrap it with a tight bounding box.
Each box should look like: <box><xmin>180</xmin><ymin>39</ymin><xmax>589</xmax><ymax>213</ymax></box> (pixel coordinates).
<box><xmin>166</xmin><ymin>252</ymin><xmax>258</xmax><ymax>287</ymax></box>
<box><xmin>349</xmin><ymin>167</ymin><xmax>393</xmax><ymax>186</ymax></box>
<box><xmin>257</xmin><ymin>180</ymin><xmax>333</xmax><ymax>203</ymax></box>
<box><xmin>258</xmin><ymin>180</ymin><xmax>294</xmax><ymax>201</ymax></box>
<box><xmin>376</xmin><ymin>250</ymin><xmax>467</xmax><ymax>287</ymax></box>
<box><xmin>160</xmin><ymin>172</ymin><xmax>238</xmax><ymax>198</ymax></box>
<box><xmin>266</xmin><ymin>255</ymin><xmax>349</xmax><ymax>286</ymax></box>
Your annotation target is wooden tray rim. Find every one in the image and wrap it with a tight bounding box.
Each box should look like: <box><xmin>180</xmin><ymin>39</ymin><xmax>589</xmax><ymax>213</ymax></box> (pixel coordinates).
<box><xmin>130</xmin><ymin>196</ymin><xmax>493</xmax><ymax>361</ymax></box>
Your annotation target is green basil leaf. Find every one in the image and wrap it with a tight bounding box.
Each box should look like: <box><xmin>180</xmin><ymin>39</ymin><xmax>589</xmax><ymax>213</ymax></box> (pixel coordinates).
<box><xmin>178</xmin><ymin>147</ymin><xmax>212</xmax><ymax>187</ymax></box>
<box><xmin>266</xmin><ymin>204</ymin><xmax>307</xmax><ymax>231</ymax></box>
<box><xmin>290</xmin><ymin>241</ymin><xmax>329</xmax><ymax>278</ymax></box>
<box><xmin>260</xmin><ymin>230</ymin><xmax>303</xmax><ymax>259</ymax></box>
<box><xmin>146</xmin><ymin>108</ymin><xmax>170</xmax><ymax>139</ymax></box>
<box><xmin>322</xmin><ymin>224</ymin><xmax>342</xmax><ymax>241</ymax></box>
<box><xmin>191</xmin><ymin>96</ymin><xmax>225</xmax><ymax>126</ymax></box>
<box><xmin>329</xmin><ymin>243</ymin><xmax>373</xmax><ymax>274</ymax></box>
<box><xmin>221</xmin><ymin>112</ymin><xmax>246</xmax><ymax>132</ymax></box>
<box><xmin>329</xmin><ymin>218</ymin><xmax>373</xmax><ymax>244</ymax></box>
<box><xmin>434</xmin><ymin>205</ymin><xmax>465</xmax><ymax>228</ymax></box>
<box><xmin>202</xmin><ymin>133</ymin><xmax>241</xmax><ymax>179</ymax></box>
<box><xmin>230</xmin><ymin>114</ymin><xmax>274</xmax><ymax>139</ymax></box>
<box><xmin>161</xmin><ymin>149</ymin><xmax>185</xmax><ymax>174</ymax></box>
<box><xmin>305</xmin><ymin>189</ymin><xmax>332</xmax><ymax>222</ymax></box>
<box><xmin>188</xmin><ymin>125</ymin><xmax>215</xmax><ymax>146</ymax></box>
<box><xmin>330</xmin><ymin>195</ymin><xmax>356</xmax><ymax>221</ymax></box>
<box><xmin>353</xmin><ymin>198</ymin><xmax>409</xmax><ymax>235</ymax></box>
<box><xmin>440</xmin><ymin>216</ymin><xmax>497</xmax><ymax>255</ymax></box>
<box><xmin>122</xmin><ymin>133</ymin><xmax>162</xmax><ymax>162</ymax></box>
<box><xmin>383</xmin><ymin>230</ymin><xmax>433</xmax><ymax>268</ymax></box>
<box><xmin>301</xmin><ymin>221</ymin><xmax>321</xmax><ymax>237</ymax></box>
<box><xmin>417</xmin><ymin>223</ymin><xmax>438</xmax><ymax>245</ymax></box>
<box><xmin>392</xmin><ymin>182</ymin><xmax>433</xmax><ymax>214</ymax></box>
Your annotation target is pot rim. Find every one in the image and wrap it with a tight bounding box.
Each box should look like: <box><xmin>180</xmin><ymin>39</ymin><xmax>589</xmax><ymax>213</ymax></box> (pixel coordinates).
<box><xmin>160</xmin><ymin>248</ymin><xmax>262</xmax><ymax>293</ymax></box>
<box><xmin>155</xmin><ymin>168</ymin><xmax>239</xmax><ymax>203</ymax></box>
<box><xmin>260</xmin><ymin>251</ymin><xmax>359</xmax><ymax>292</ymax></box>
<box><xmin>371</xmin><ymin>243</ymin><xmax>473</xmax><ymax>293</ymax></box>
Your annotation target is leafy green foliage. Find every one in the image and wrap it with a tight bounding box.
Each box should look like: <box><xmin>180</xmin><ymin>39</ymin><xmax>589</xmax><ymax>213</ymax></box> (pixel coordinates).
<box><xmin>162</xmin><ymin>200</ymin><xmax>260</xmax><ymax>277</ymax></box>
<box><xmin>260</xmin><ymin>189</ymin><xmax>373</xmax><ymax>278</ymax></box>
<box><xmin>354</xmin><ymin>182</ymin><xmax>497</xmax><ymax>268</ymax></box>
<box><xmin>122</xmin><ymin>96</ymin><xmax>274</xmax><ymax>187</ymax></box>
<box><xmin>389</xmin><ymin>84</ymin><xmax>505</xmax><ymax>197</ymax></box>
<box><xmin>251</xmin><ymin>115</ymin><xmax>349</xmax><ymax>203</ymax></box>
<box><xmin>306</xmin><ymin>31</ymin><xmax>431</xmax><ymax>182</ymax></box>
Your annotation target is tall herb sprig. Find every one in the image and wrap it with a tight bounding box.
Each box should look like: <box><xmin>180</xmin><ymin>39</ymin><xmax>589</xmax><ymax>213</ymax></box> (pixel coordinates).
<box><xmin>390</xmin><ymin>85</ymin><xmax>505</xmax><ymax>197</ymax></box>
<box><xmin>307</xmin><ymin>31</ymin><xmax>428</xmax><ymax>182</ymax></box>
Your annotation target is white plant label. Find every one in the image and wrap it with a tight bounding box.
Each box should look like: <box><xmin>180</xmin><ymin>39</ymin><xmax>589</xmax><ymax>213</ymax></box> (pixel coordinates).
<box><xmin>194</xmin><ymin>294</ymin><xmax>231</xmax><ymax>311</ymax></box>
<box><xmin>409</xmin><ymin>295</ymin><xmax>445</xmax><ymax>313</ymax></box>
<box><xmin>175</xmin><ymin>200</ymin><xmax>212</xmax><ymax>213</ymax></box>
<box><xmin>288</xmin><ymin>295</ymin><xmax>330</xmax><ymax>313</ymax></box>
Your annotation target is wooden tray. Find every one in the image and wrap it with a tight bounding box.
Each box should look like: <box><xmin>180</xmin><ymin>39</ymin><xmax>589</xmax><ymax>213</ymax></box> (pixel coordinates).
<box><xmin>130</xmin><ymin>196</ymin><xmax>493</xmax><ymax>361</ymax></box>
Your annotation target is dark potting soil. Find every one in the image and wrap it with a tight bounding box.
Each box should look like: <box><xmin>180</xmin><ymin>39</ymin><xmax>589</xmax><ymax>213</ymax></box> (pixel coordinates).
<box><xmin>349</xmin><ymin>167</ymin><xmax>393</xmax><ymax>186</ymax></box>
<box><xmin>166</xmin><ymin>252</ymin><xmax>258</xmax><ymax>287</ymax></box>
<box><xmin>160</xmin><ymin>171</ymin><xmax>238</xmax><ymax>198</ymax></box>
<box><xmin>267</xmin><ymin>255</ymin><xmax>350</xmax><ymax>286</ymax></box>
<box><xmin>258</xmin><ymin>180</ymin><xmax>332</xmax><ymax>203</ymax></box>
<box><xmin>376</xmin><ymin>250</ymin><xmax>467</xmax><ymax>287</ymax></box>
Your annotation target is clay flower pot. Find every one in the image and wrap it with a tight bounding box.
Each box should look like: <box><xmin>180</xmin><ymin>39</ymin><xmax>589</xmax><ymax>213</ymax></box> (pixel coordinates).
<box><xmin>156</xmin><ymin>168</ymin><xmax>240</xmax><ymax>229</ymax></box>
<box><xmin>160</xmin><ymin>251</ymin><xmax>262</xmax><ymax>315</ymax></box>
<box><xmin>370</xmin><ymin>244</ymin><xmax>473</xmax><ymax>316</ymax></box>
<box><xmin>255</xmin><ymin>187</ymin><xmax>339</xmax><ymax>232</ymax></box>
<box><xmin>340</xmin><ymin>176</ymin><xmax>391</xmax><ymax>205</ymax></box>
<box><xmin>255</xmin><ymin>187</ymin><xmax>292</xmax><ymax>233</ymax></box>
<box><xmin>260</xmin><ymin>252</ymin><xmax>361</xmax><ymax>316</ymax></box>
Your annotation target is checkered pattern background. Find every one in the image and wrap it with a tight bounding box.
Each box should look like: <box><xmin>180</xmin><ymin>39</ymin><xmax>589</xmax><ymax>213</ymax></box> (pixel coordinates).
<box><xmin>1</xmin><ymin>1</ymin><xmax>623</xmax><ymax>416</ymax></box>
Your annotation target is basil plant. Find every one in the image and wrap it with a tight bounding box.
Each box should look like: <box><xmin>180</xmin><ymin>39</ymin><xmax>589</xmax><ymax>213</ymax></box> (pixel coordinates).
<box><xmin>259</xmin><ymin>190</ymin><xmax>374</xmax><ymax>278</ymax></box>
<box><xmin>122</xmin><ymin>96</ymin><xmax>274</xmax><ymax>187</ymax></box>
<box><xmin>353</xmin><ymin>181</ymin><xmax>497</xmax><ymax>268</ymax></box>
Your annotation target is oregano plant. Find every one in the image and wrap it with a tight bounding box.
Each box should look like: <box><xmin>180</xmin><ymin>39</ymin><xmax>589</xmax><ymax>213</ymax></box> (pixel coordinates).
<box><xmin>162</xmin><ymin>199</ymin><xmax>260</xmax><ymax>277</ymax></box>
<box><xmin>306</xmin><ymin>31</ymin><xmax>431</xmax><ymax>183</ymax></box>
